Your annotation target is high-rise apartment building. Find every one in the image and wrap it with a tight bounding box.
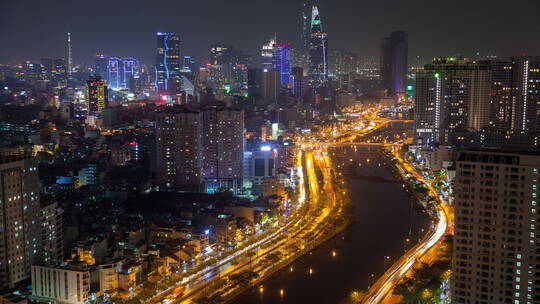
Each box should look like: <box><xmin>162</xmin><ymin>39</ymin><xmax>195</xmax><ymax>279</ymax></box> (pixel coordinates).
<box><xmin>489</xmin><ymin>60</ymin><xmax>514</xmax><ymax>131</ymax></box>
<box><xmin>0</xmin><ymin>157</ymin><xmax>41</xmax><ymax>289</ymax></box>
<box><xmin>329</xmin><ymin>49</ymin><xmax>358</xmax><ymax>76</ymax></box>
<box><xmin>308</xmin><ymin>6</ymin><xmax>328</xmax><ymax>88</ymax></box>
<box><xmin>272</xmin><ymin>43</ymin><xmax>292</xmax><ymax>86</ymax></box>
<box><xmin>156</xmin><ymin>106</ymin><xmax>203</xmax><ymax>190</ymax></box>
<box><xmin>380</xmin><ymin>31</ymin><xmax>408</xmax><ymax>96</ymax></box>
<box><xmin>414</xmin><ymin>58</ymin><xmax>492</xmax><ymax>145</ymax></box>
<box><xmin>510</xmin><ymin>56</ymin><xmax>540</xmax><ymax>133</ymax></box>
<box><xmin>155</xmin><ymin>32</ymin><xmax>182</xmax><ymax>99</ymax></box>
<box><xmin>453</xmin><ymin>149</ymin><xmax>540</xmax><ymax>304</ymax></box>
<box><xmin>86</xmin><ymin>76</ymin><xmax>108</xmax><ymax>116</ymax></box>
<box><xmin>40</xmin><ymin>200</ymin><xmax>64</xmax><ymax>266</ymax></box>
<box><xmin>202</xmin><ymin>107</ymin><xmax>244</xmax><ymax>193</ymax></box>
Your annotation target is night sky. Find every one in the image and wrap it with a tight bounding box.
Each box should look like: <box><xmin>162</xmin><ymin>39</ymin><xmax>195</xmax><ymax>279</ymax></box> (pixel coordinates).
<box><xmin>1</xmin><ymin>0</ymin><xmax>539</xmax><ymax>66</ymax></box>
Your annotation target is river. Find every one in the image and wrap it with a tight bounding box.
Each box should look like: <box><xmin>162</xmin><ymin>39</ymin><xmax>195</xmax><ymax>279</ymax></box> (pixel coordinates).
<box><xmin>233</xmin><ymin>146</ymin><xmax>430</xmax><ymax>304</ymax></box>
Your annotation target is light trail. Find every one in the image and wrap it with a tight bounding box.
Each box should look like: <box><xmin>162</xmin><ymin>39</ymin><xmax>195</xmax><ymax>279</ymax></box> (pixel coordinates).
<box><xmin>361</xmin><ymin>149</ymin><xmax>451</xmax><ymax>303</ymax></box>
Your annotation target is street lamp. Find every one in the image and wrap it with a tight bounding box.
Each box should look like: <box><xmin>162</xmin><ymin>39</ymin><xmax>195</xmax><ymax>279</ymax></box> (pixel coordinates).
<box><xmin>383</xmin><ymin>255</ymin><xmax>391</xmax><ymax>270</ymax></box>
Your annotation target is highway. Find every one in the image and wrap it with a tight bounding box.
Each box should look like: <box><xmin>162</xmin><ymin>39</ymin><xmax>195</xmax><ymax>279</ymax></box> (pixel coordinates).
<box><xmin>360</xmin><ymin>149</ymin><xmax>450</xmax><ymax>303</ymax></box>
<box><xmin>150</xmin><ymin>106</ymin><xmax>404</xmax><ymax>304</ymax></box>
<box><xmin>169</xmin><ymin>148</ymin><xmax>343</xmax><ymax>303</ymax></box>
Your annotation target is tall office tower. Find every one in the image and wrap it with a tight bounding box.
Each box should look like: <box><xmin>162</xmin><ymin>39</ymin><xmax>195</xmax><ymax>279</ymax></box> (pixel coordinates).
<box><xmin>23</xmin><ymin>61</ymin><xmax>42</xmax><ymax>84</ymax></box>
<box><xmin>210</xmin><ymin>44</ymin><xmax>233</xmax><ymax>65</ymax></box>
<box><xmin>231</xmin><ymin>63</ymin><xmax>248</xmax><ymax>94</ymax></box>
<box><xmin>453</xmin><ymin>150</ymin><xmax>540</xmax><ymax>304</ymax></box>
<box><xmin>380</xmin><ymin>31</ymin><xmax>408</xmax><ymax>96</ymax></box>
<box><xmin>300</xmin><ymin>3</ymin><xmax>311</xmax><ymax>74</ymax></box>
<box><xmin>86</xmin><ymin>76</ymin><xmax>108</xmax><ymax>116</ymax></box>
<box><xmin>510</xmin><ymin>56</ymin><xmax>540</xmax><ymax>133</ymax></box>
<box><xmin>202</xmin><ymin>107</ymin><xmax>244</xmax><ymax>193</ymax></box>
<box><xmin>261</xmin><ymin>69</ymin><xmax>280</xmax><ymax>103</ymax></box>
<box><xmin>40</xmin><ymin>58</ymin><xmax>53</xmax><ymax>82</ymax></box>
<box><xmin>181</xmin><ymin>56</ymin><xmax>196</xmax><ymax>75</ymax></box>
<box><xmin>52</xmin><ymin>58</ymin><xmax>67</xmax><ymax>88</ymax></box>
<box><xmin>94</xmin><ymin>54</ymin><xmax>108</xmax><ymax>80</ymax></box>
<box><xmin>107</xmin><ymin>57</ymin><xmax>139</xmax><ymax>90</ymax></box>
<box><xmin>272</xmin><ymin>43</ymin><xmax>292</xmax><ymax>86</ymax></box>
<box><xmin>40</xmin><ymin>201</ymin><xmax>63</xmax><ymax>266</ymax></box>
<box><xmin>489</xmin><ymin>60</ymin><xmax>513</xmax><ymax>131</ymax></box>
<box><xmin>156</xmin><ymin>106</ymin><xmax>203</xmax><ymax>190</ymax></box>
<box><xmin>308</xmin><ymin>6</ymin><xmax>329</xmax><ymax>88</ymax></box>
<box><xmin>248</xmin><ymin>69</ymin><xmax>263</xmax><ymax>98</ymax></box>
<box><xmin>0</xmin><ymin>157</ymin><xmax>41</xmax><ymax>289</ymax></box>
<box><xmin>292</xmin><ymin>67</ymin><xmax>305</xmax><ymax>97</ymax></box>
<box><xmin>261</xmin><ymin>37</ymin><xmax>276</xmax><ymax>71</ymax></box>
<box><xmin>209</xmin><ymin>45</ymin><xmax>251</xmax><ymax>93</ymax></box>
<box><xmin>329</xmin><ymin>49</ymin><xmax>358</xmax><ymax>76</ymax></box>
<box><xmin>155</xmin><ymin>32</ymin><xmax>182</xmax><ymax>99</ymax></box>
<box><xmin>414</xmin><ymin>58</ymin><xmax>491</xmax><ymax>145</ymax></box>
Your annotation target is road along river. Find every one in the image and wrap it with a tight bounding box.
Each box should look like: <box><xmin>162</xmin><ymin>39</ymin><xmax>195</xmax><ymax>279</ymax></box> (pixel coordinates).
<box><xmin>233</xmin><ymin>146</ymin><xmax>431</xmax><ymax>304</ymax></box>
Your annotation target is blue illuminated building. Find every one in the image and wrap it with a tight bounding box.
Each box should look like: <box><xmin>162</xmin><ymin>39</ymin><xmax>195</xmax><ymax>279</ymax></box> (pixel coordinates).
<box><xmin>107</xmin><ymin>57</ymin><xmax>139</xmax><ymax>90</ymax></box>
<box><xmin>155</xmin><ymin>32</ymin><xmax>182</xmax><ymax>99</ymax></box>
<box><xmin>272</xmin><ymin>43</ymin><xmax>292</xmax><ymax>86</ymax></box>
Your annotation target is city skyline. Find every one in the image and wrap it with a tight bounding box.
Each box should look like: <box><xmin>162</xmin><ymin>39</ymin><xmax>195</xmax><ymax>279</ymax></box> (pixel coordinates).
<box><xmin>1</xmin><ymin>0</ymin><xmax>540</xmax><ymax>65</ymax></box>
<box><xmin>3</xmin><ymin>1</ymin><xmax>540</xmax><ymax>303</ymax></box>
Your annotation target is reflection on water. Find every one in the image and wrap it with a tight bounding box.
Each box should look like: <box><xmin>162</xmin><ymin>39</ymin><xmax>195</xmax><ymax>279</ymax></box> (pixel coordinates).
<box><xmin>233</xmin><ymin>147</ymin><xmax>429</xmax><ymax>304</ymax></box>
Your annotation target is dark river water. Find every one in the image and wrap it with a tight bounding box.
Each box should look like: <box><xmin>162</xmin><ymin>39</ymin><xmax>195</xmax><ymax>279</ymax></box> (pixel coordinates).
<box><xmin>233</xmin><ymin>146</ymin><xmax>430</xmax><ymax>304</ymax></box>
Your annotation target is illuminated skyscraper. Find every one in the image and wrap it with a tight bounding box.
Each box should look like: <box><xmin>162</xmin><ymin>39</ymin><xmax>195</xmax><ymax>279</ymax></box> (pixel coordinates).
<box><xmin>413</xmin><ymin>58</ymin><xmax>491</xmax><ymax>145</ymax></box>
<box><xmin>94</xmin><ymin>54</ymin><xmax>108</xmax><ymax>80</ymax></box>
<box><xmin>108</xmin><ymin>57</ymin><xmax>139</xmax><ymax>90</ymax></box>
<box><xmin>210</xmin><ymin>44</ymin><xmax>235</xmax><ymax>65</ymax></box>
<box><xmin>209</xmin><ymin>45</ymin><xmax>251</xmax><ymax>94</ymax></box>
<box><xmin>300</xmin><ymin>3</ymin><xmax>311</xmax><ymax>74</ymax></box>
<box><xmin>40</xmin><ymin>58</ymin><xmax>53</xmax><ymax>82</ymax></box>
<box><xmin>380</xmin><ymin>31</ymin><xmax>408</xmax><ymax>96</ymax></box>
<box><xmin>155</xmin><ymin>32</ymin><xmax>181</xmax><ymax>99</ymax></box>
<box><xmin>273</xmin><ymin>43</ymin><xmax>292</xmax><ymax>86</ymax></box>
<box><xmin>52</xmin><ymin>58</ymin><xmax>67</xmax><ymax>88</ymax></box>
<box><xmin>510</xmin><ymin>56</ymin><xmax>540</xmax><ymax>133</ymax></box>
<box><xmin>261</xmin><ymin>37</ymin><xmax>276</xmax><ymax>70</ymax></box>
<box><xmin>86</xmin><ymin>76</ymin><xmax>108</xmax><ymax>116</ymax></box>
<box><xmin>308</xmin><ymin>6</ymin><xmax>328</xmax><ymax>88</ymax></box>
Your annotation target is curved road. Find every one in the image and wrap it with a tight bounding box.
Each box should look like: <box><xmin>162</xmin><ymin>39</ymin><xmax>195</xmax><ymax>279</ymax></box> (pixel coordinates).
<box><xmin>361</xmin><ymin>150</ymin><xmax>450</xmax><ymax>303</ymax></box>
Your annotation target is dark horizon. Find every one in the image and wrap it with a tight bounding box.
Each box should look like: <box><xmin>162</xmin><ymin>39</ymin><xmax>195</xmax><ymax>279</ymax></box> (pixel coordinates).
<box><xmin>1</xmin><ymin>0</ymin><xmax>539</xmax><ymax>66</ymax></box>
